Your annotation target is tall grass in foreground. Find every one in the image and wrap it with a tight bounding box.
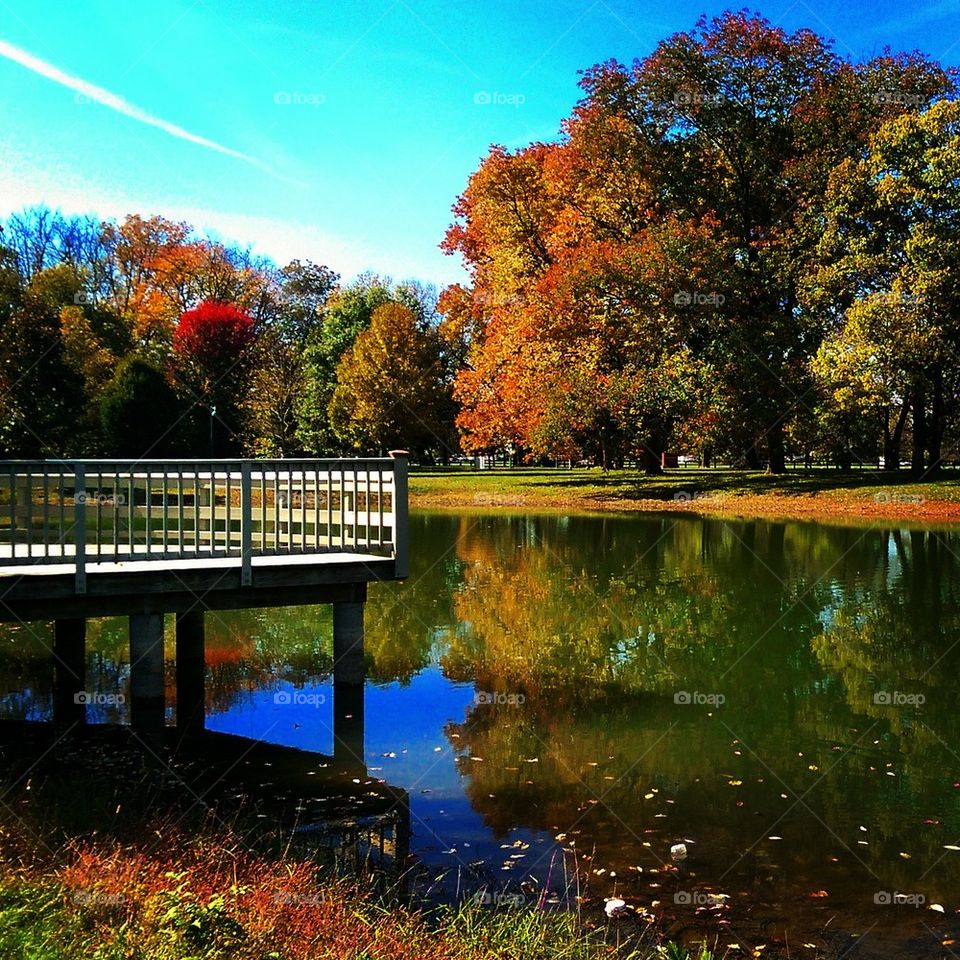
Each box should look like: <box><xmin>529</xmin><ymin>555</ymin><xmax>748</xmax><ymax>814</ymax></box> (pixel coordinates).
<box><xmin>0</xmin><ymin>833</ymin><xmax>715</xmax><ymax>960</ymax></box>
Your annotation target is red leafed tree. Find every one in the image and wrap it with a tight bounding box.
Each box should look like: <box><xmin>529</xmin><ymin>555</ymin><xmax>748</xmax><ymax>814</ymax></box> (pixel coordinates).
<box><xmin>172</xmin><ymin>300</ymin><xmax>255</xmax><ymax>454</ymax></box>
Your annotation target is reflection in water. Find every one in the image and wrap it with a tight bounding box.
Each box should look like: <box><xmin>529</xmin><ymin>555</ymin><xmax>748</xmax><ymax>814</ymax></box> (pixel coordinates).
<box><xmin>2</xmin><ymin>511</ymin><xmax>960</xmax><ymax>953</ymax></box>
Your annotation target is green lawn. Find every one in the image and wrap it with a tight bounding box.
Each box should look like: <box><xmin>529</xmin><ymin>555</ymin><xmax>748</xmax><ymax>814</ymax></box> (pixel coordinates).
<box><xmin>409</xmin><ymin>466</ymin><xmax>960</xmax><ymax>515</ymax></box>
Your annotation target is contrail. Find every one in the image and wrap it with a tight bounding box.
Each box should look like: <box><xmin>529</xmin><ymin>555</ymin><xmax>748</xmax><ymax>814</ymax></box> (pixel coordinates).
<box><xmin>0</xmin><ymin>37</ymin><xmax>258</xmax><ymax>165</ymax></box>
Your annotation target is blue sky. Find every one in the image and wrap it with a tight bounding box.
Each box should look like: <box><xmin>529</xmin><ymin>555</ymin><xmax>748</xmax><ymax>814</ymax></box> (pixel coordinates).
<box><xmin>1</xmin><ymin>0</ymin><xmax>959</xmax><ymax>287</ymax></box>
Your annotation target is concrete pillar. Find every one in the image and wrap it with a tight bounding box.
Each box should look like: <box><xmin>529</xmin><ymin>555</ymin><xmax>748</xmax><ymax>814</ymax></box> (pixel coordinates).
<box><xmin>175</xmin><ymin>611</ymin><xmax>205</xmax><ymax>735</ymax></box>
<box><xmin>332</xmin><ymin>600</ymin><xmax>365</xmax><ymax>769</ymax></box>
<box><xmin>129</xmin><ymin>613</ymin><xmax>165</xmax><ymax>736</ymax></box>
<box><xmin>53</xmin><ymin>618</ymin><xmax>86</xmax><ymax>726</ymax></box>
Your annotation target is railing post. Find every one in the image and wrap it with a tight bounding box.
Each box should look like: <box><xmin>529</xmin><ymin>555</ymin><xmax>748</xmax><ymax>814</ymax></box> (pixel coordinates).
<box><xmin>389</xmin><ymin>451</ymin><xmax>409</xmax><ymax>579</ymax></box>
<box><xmin>240</xmin><ymin>461</ymin><xmax>252</xmax><ymax>586</ymax></box>
<box><xmin>74</xmin><ymin>462</ymin><xmax>86</xmax><ymax>594</ymax></box>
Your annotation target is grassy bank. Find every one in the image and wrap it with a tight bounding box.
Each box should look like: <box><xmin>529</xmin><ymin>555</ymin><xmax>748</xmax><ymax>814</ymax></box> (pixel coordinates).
<box><xmin>409</xmin><ymin>466</ymin><xmax>960</xmax><ymax>524</ymax></box>
<box><xmin>0</xmin><ymin>840</ymin><xmax>709</xmax><ymax>960</ymax></box>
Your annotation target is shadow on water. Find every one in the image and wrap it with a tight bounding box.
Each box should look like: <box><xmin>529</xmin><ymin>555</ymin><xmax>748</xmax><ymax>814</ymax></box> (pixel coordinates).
<box><xmin>1</xmin><ymin>510</ymin><xmax>960</xmax><ymax>955</ymax></box>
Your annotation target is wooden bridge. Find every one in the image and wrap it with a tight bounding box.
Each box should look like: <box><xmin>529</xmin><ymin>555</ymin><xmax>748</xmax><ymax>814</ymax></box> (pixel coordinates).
<box><xmin>0</xmin><ymin>454</ymin><xmax>409</xmax><ymax>755</ymax></box>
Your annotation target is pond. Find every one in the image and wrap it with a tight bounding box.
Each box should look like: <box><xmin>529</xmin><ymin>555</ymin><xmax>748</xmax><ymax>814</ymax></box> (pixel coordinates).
<box><xmin>2</xmin><ymin>509</ymin><xmax>959</xmax><ymax>955</ymax></box>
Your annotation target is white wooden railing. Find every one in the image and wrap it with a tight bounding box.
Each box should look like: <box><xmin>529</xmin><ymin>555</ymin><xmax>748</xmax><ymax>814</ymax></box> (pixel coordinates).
<box><xmin>0</xmin><ymin>455</ymin><xmax>409</xmax><ymax>592</ymax></box>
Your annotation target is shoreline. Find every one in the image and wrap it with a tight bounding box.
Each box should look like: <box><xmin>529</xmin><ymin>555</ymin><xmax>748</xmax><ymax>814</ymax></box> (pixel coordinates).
<box><xmin>409</xmin><ymin>469</ymin><xmax>960</xmax><ymax>526</ymax></box>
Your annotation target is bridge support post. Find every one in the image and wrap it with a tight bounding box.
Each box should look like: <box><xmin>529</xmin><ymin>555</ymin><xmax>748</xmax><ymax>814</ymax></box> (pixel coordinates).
<box><xmin>176</xmin><ymin>611</ymin><xmax>205</xmax><ymax>735</ymax></box>
<box><xmin>332</xmin><ymin>599</ymin><xmax>365</xmax><ymax>770</ymax></box>
<box><xmin>53</xmin><ymin>618</ymin><xmax>86</xmax><ymax>727</ymax></box>
<box><xmin>129</xmin><ymin>613</ymin><xmax>165</xmax><ymax>736</ymax></box>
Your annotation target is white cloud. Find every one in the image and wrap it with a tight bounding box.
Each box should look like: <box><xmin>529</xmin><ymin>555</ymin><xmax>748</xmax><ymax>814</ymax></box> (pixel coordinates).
<box><xmin>0</xmin><ymin>36</ymin><xmax>263</xmax><ymax>168</ymax></box>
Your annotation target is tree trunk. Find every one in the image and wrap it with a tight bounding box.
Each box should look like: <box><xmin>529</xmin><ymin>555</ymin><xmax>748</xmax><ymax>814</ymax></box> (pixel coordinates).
<box><xmin>767</xmin><ymin>420</ymin><xmax>787</xmax><ymax>474</ymax></box>
<box><xmin>911</xmin><ymin>384</ymin><xmax>926</xmax><ymax>477</ymax></box>
<box><xmin>883</xmin><ymin>402</ymin><xmax>909</xmax><ymax>471</ymax></box>
<box><xmin>926</xmin><ymin>369</ymin><xmax>944</xmax><ymax>476</ymax></box>
<box><xmin>640</xmin><ymin>445</ymin><xmax>663</xmax><ymax>475</ymax></box>
<box><xmin>744</xmin><ymin>445</ymin><xmax>762</xmax><ymax>470</ymax></box>
<box><xmin>701</xmin><ymin>446</ymin><xmax>712</xmax><ymax>469</ymax></box>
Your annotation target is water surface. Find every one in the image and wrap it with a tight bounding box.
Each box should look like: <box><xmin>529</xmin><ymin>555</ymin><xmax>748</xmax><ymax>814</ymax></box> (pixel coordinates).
<box><xmin>3</xmin><ymin>510</ymin><xmax>960</xmax><ymax>954</ymax></box>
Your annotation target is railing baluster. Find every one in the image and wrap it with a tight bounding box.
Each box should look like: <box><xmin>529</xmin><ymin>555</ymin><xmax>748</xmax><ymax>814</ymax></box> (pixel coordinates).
<box><xmin>58</xmin><ymin>468</ymin><xmax>65</xmax><ymax>556</ymax></box>
<box><xmin>273</xmin><ymin>467</ymin><xmax>280</xmax><ymax>554</ymax></box>
<box><xmin>325</xmin><ymin>468</ymin><xmax>332</xmax><ymax>553</ymax></box>
<box><xmin>177</xmin><ymin>470</ymin><xmax>185</xmax><ymax>559</ymax></box>
<box><xmin>340</xmin><ymin>462</ymin><xmax>347</xmax><ymax>552</ymax></box>
<box><xmin>260</xmin><ymin>469</ymin><xmax>267</xmax><ymax>552</ymax></box>
<box><xmin>42</xmin><ymin>468</ymin><xmax>49</xmax><ymax>559</ymax></box>
<box><xmin>145</xmin><ymin>470</ymin><xmax>151</xmax><ymax>557</ymax></box>
<box><xmin>8</xmin><ymin>469</ymin><xmax>15</xmax><ymax>559</ymax></box>
<box><xmin>128</xmin><ymin>470</ymin><xmax>135</xmax><ymax>557</ymax></box>
<box><xmin>287</xmin><ymin>468</ymin><xmax>294</xmax><ymax>555</ymax></box>
<box><xmin>301</xmin><ymin>464</ymin><xmax>307</xmax><ymax>553</ymax></box>
<box><xmin>25</xmin><ymin>465</ymin><xmax>32</xmax><ymax>559</ymax></box>
<box><xmin>194</xmin><ymin>466</ymin><xmax>201</xmax><ymax>557</ymax></box>
<box><xmin>225</xmin><ymin>468</ymin><xmax>232</xmax><ymax>556</ymax></box>
<box><xmin>314</xmin><ymin>464</ymin><xmax>321</xmax><ymax>552</ymax></box>
<box><xmin>241</xmin><ymin>462</ymin><xmax>252</xmax><ymax>586</ymax></box>
<box><xmin>162</xmin><ymin>468</ymin><xmax>169</xmax><ymax>558</ymax></box>
<box><xmin>74</xmin><ymin>462</ymin><xmax>86</xmax><ymax>593</ymax></box>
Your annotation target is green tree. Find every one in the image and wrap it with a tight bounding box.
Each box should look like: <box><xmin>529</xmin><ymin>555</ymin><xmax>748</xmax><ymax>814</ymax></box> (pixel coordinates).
<box><xmin>805</xmin><ymin>100</ymin><xmax>960</xmax><ymax>474</ymax></box>
<box><xmin>99</xmin><ymin>357</ymin><xmax>185</xmax><ymax>457</ymax></box>
<box><xmin>329</xmin><ymin>303</ymin><xmax>454</xmax><ymax>456</ymax></box>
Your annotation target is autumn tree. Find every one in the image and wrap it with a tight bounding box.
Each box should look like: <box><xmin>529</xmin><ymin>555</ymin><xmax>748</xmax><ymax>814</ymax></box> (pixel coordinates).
<box><xmin>805</xmin><ymin>100</ymin><xmax>960</xmax><ymax>475</ymax></box>
<box><xmin>242</xmin><ymin>260</ymin><xmax>339</xmax><ymax>456</ymax></box>
<box><xmin>329</xmin><ymin>303</ymin><xmax>454</xmax><ymax>456</ymax></box>
<box><xmin>445</xmin><ymin>11</ymin><xmax>954</xmax><ymax>471</ymax></box>
<box><xmin>172</xmin><ymin>300</ymin><xmax>255</xmax><ymax>455</ymax></box>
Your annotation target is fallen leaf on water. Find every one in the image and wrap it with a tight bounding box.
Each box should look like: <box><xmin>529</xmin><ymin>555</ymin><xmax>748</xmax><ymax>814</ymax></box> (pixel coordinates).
<box><xmin>943</xmin><ymin>845</ymin><xmax>960</xmax><ymax>851</ymax></box>
<box><xmin>808</xmin><ymin>890</ymin><xmax>829</xmax><ymax>898</ymax></box>
<box><xmin>929</xmin><ymin>904</ymin><xmax>945</xmax><ymax>913</ymax></box>
<box><xmin>644</xmin><ymin>792</ymin><xmax>655</xmax><ymax>799</ymax></box>
<box><xmin>899</xmin><ymin>852</ymin><xmax>911</xmax><ymax>859</ymax></box>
